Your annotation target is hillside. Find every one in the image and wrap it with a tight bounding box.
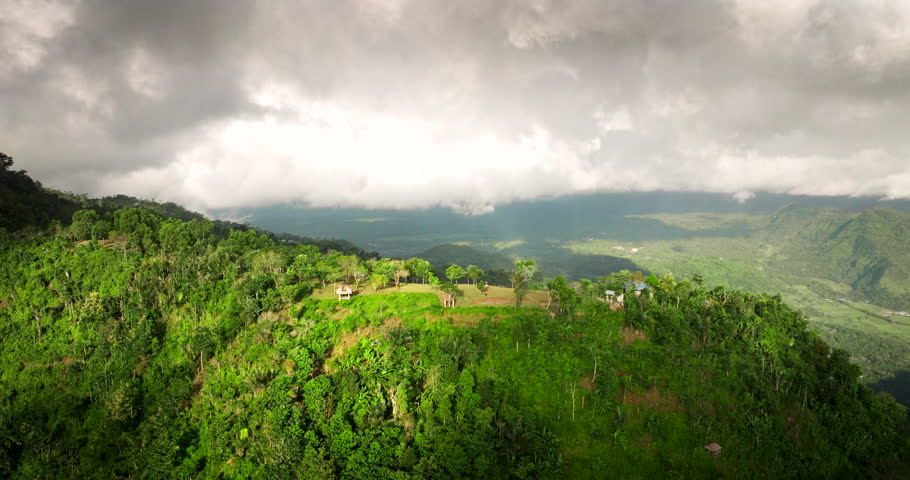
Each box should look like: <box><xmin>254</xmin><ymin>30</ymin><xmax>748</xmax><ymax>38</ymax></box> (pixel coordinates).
<box><xmin>0</xmin><ymin>197</ymin><xmax>908</xmax><ymax>477</ymax></box>
<box><xmin>0</xmin><ymin>155</ymin><xmax>375</xmax><ymax>261</ymax></box>
<box><xmin>618</xmin><ymin>206</ymin><xmax>910</xmax><ymax>311</ymax></box>
<box><xmin>757</xmin><ymin>206</ymin><xmax>910</xmax><ymax>309</ymax></box>
<box><xmin>1</xmin><ymin>167</ymin><xmax>908</xmax><ymax>477</ymax></box>
<box><xmin>0</xmin><ymin>154</ymin><xmax>80</xmax><ymax>232</ymax></box>
<box><xmin>567</xmin><ymin>208</ymin><xmax>910</xmax><ymax>400</ymax></box>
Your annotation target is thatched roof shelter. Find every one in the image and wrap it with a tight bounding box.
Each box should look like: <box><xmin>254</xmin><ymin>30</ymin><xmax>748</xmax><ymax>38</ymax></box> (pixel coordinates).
<box><xmin>704</xmin><ymin>442</ymin><xmax>722</xmax><ymax>457</ymax></box>
<box><xmin>335</xmin><ymin>284</ymin><xmax>353</xmax><ymax>300</ymax></box>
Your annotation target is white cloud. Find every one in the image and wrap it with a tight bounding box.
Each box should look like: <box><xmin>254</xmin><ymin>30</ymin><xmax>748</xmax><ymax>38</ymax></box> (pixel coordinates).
<box><xmin>595</xmin><ymin>107</ymin><xmax>633</xmax><ymax>132</ymax></box>
<box><xmin>3</xmin><ymin>0</ymin><xmax>910</xmax><ymax>214</ymax></box>
<box><xmin>97</xmin><ymin>93</ymin><xmax>606</xmax><ymax>214</ymax></box>
<box><xmin>0</xmin><ymin>0</ymin><xmax>74</xmax><ymax>72</ymax></box>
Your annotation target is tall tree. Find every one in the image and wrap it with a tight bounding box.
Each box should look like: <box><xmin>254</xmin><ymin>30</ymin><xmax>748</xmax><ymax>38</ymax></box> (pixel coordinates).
<box><xmin>434</xmin><ymin>282</ymin><xmax>463</xmax><ymax>307</ymax></box>
<box><xmin>510</xmin><ymin>259</ymin><xmax>536</xmax><ymax>309</ymax></box>
<box><xmin>405</xmin><ymin>258</ymin><xmax>433</xmax><ymax>284</ymax></box>
<box><xmin>338</xmin><ymin>255</ymin><xmax>367</xmax><ymax>285</ymax></box>
<box><xmin>446</xmin><ymin>264</ymin><xmax>466</xmax><ymax>284</ymax></box>
<box><xmin>466</xmin><ymin>265</ymin><xmax>485</xmax><ymax>285</ymax></box>
<box><xmin>69</xmin><ymin>209</ymin><xmax>99</xmax><ymax>241</ymax></box>
<box><xmin>546</xmin><ymin>275</ymin><xmax>578</xmax><ymax>315</ymax></box>
<box><xmin>392</xmin><ymin>261</ymin><xmax>410</xmax><ymax>288</ymax></box>
<box><xmin>370</xmin><ymin>272</ymin><xmax>389</xmax><ymax>290</ymax></box>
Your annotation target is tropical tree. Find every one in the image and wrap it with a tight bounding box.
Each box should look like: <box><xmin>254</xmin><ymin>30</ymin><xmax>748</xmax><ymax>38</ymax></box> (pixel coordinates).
<box><xmin>466</xmin><ymin>265</ymin><xmax>485</xmax><ymax>285</ymax></box>
<box><xmin>434</xmin><ymin>282</ymin><xmax>463</xmax><ymax>307</ymax></box>
<box><xmin>577</xmin><ymin>278</ymin><xmax>594</xmax><ymax>300</ymax></box>
<box><xmin>546</xmin><ymin>275</ymin><xmax>578</xmax><ymax>315</ymax></box>
<box><xmin>510</xmin><ymin>259</ymin><xmax>536</xmax><ymax>309</ymax></box>
<box><xmin>393</xmin><ymin>262</ymin><xmax>410</xmax><ymax>288</ymax></box>
<box><xmin>339</xmin><ymin>255</ymin><xmax>368</xmax><ymax>285</ymax></box>
<box><xmin>370</xmin><ymin>258</ymin><xmax>395</xmax><ymax>282</ymax></box>
<box><xmin>69</xmin><ymin>209</ymin><xmax>99</xmax><ymax>241</ymax></box>
<box><xmin>370</xmin><ymin>272</ymin><xmax>389</xmax><ymax>290</ymax></box>
<box><xmin>446</xmin><ymin>264</ymin><xmax>466</xmax><ymax>284</ymax></box>
<box><xmin>290</xmin><ymin>247</ymin><xmax>321</xmax><ymax>282</ymax></box>
<box><xmin>405</xmin><ymin>258</ymin><xmax>433</xmax><ymax>284</ymax></box>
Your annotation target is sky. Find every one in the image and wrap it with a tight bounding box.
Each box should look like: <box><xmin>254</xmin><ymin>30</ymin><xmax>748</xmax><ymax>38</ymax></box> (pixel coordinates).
<box><xmin>2</xmin><ymin>0</ymin><xmax>910</xmax><ymax>214</ymax></box>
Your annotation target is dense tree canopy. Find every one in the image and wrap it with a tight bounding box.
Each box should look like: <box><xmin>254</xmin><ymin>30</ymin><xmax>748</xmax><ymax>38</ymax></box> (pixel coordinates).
<box><xmin>0</xmin><ymin>185</ymin><xmax>908</xmax><ymax>478</ymax></box>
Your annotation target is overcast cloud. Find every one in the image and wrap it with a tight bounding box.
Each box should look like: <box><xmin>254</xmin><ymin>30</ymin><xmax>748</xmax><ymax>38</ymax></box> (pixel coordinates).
<box><xmin>2</xmin><ymin>0</ymin><xmax>910</xmax><ymax>214</ymax></box>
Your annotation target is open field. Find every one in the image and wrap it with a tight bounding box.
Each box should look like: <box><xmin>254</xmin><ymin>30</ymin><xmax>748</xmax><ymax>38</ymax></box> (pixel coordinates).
<box><xmin>311</xmin><ymin>283</ymin><xmax>551</xmax><ymax>308</ymax></box>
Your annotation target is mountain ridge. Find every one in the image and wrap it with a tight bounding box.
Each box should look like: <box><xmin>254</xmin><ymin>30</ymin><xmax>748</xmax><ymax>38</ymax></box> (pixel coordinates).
<box><xmin>1</xmin><ymin>164</ymin><xmax>908</xmax><ymax>477</ymax></box>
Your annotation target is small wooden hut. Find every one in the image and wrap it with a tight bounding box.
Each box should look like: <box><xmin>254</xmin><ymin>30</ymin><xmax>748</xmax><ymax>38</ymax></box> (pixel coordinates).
<box><xmin>335</xmin><ymin>284</ymin><xmax>353</xmax><ymax>301</ymax></box>
<box><xmin>442</xmin><ymin>294</ymin><xmax>456</xmax><ymax>308</ymax></box>
<box><xmin>704</xmin><ymin>442</ymin><xmax>722</xmax><ymax>457</ymax></box>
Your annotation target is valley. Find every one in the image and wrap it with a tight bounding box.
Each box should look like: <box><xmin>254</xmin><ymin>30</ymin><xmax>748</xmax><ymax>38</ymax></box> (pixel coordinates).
<box><xmin>566</xmin><ymin>211</ymin><xmax>910</xmax><ymax>396</ymax></box>
<box><xmin>2</xmin><ymin>162</ymin><xmax>909</xmax><ymax>477</ymax></box>
<box><xmin>233</xmin><ymin>198</ymin><xmax>910</xmax><ymax>403</ymax></box>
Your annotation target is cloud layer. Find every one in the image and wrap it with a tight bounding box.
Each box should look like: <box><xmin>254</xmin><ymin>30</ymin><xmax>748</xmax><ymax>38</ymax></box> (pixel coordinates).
<box><xmin>3</xmin><ymin>0</ymin><xmax>910</xmax><ymax>214</ymax></box>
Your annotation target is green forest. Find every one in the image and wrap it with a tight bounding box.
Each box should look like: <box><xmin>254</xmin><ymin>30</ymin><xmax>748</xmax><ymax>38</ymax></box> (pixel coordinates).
<box><xmin>567</xmin><ymin>208</ymin><xmax>910</xmax><ymax>399</ymax></box>
<box><xmin>1</xmin><ymin>161</ymin><xmax>909</xmax><ymax>478</ymax></box>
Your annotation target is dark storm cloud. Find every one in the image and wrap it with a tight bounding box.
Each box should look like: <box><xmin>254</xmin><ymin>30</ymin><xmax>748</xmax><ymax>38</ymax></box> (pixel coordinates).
<box><xmin>2</xmin><ymin>0</ymin><xmax>909</xmax><ymax>213</ymax></box>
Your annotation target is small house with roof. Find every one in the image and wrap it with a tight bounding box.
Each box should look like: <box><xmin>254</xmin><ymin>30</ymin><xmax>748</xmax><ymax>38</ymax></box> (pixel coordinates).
<box><xmin>335</xmin><ymin>284</ymin><xmax>353</xmax><ymax>300</ymax></box>
<box><xmin>633</xmin><ymin>282</ymin><xmax>649</xmax><ymax>296</ymax></box>
<box><xmin>604</xmin><ymin>289</ymin><xmax>624</xmax><ymax>310</ymax></box>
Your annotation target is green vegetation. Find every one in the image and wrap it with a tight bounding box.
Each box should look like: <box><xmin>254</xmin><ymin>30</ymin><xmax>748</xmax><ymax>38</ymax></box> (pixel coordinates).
<box><xmin>510</xmin><ymin>259</ymin><xmax>537</xmax><ymax>309</ymax></box>
<box><xmin>567</xmin><ymin>209</ymin><xmax>910</xmax><ymax>396</ymax></box>
<box><xmin>0</xmin><ymin>152</ymin><xmax>80</xmax><ymax>233</ymax></box>
<box><xmin>2</xmin><ymin>165</ymin><xmax>909</xmax><ymax>477</ymax></box>
<box><xmin>1</xmin><ymin>209</ymin><xmax>907</xmax><ymax>477</ymax></box>
<box><xmin>310</xmin><ymin>283</ymin><xmax>548</xmax><ymax>309</ymax></box>
<box><xmin>418</xmin><ymin>244</ymin><xmax>514</xmax><ymax>273</ymax></box>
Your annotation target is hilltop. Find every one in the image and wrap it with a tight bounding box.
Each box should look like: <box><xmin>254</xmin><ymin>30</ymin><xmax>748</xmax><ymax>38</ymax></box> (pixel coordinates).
<box><xmin>223</xmin><ymin>194</ymin><xmax>910</xmax><ymax>402</ymax></box>
<box><xmin>1</xmin><ymin>217</ymin><xmax>906</xmax><ymax>477</ymax></box>
<box><xmin>1</xmin><ymin>164</ymin><xmax>908</xmax><ymax>477</ymax></box>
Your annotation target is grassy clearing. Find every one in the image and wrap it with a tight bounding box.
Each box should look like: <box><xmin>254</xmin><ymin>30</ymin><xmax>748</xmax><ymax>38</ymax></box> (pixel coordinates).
<box><xmin>311</xmin><ymin>283</ymin><xmax>550</xmax><ymax>307</ymax></box>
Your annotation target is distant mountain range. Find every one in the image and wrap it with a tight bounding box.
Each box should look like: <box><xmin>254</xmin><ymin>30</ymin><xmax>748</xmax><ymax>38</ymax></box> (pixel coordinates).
<box><xmin>756</xmin><ymin>206</ymin><xmax>910</xmax><ymax>310</ymax></box>
<box><xmin>225</xmin><ymin>192</ymin><xmax>910</xmax><ymax>308</ymax></box>
<box><xmin>214</xmin><ymin>191</ymin><xmax>910</xmax><ymax>253</ymax></box>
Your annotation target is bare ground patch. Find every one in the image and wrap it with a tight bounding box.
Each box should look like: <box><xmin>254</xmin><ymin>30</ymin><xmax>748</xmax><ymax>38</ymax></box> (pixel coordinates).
<box><xmin>471</xmin><ymin>295</ymin><xmax>547</xmax><ymax>308</ymax></box>
<box><xmin>579</xmin><ymin>372</ymin><xmax>597</xmax><ymax>391</ymax></box>
<box><xmin>620</xmin><ymin>385</ymin><xmax>682</xmax><ymax>413</ymax></box>
<box><xmin>472</xmin><ymin>296</ymin><xmax>512</xmax><ymax>306</ymax></box>
<box><xmin>23</xmin><ymin>357</ymin><xmax>85</xmax><ymax>370</ymax></box>
<box><xmin>620</xmin><ymin>327</ymin><xmax>648</xmax><ymax>345</ymax></box>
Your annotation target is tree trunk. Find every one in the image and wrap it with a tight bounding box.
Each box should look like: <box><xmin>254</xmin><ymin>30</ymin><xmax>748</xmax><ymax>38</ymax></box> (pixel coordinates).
<box><xmin>569</xmin><ymin>383</ymin><xmax>577</xmax><ymax>421</ymax></box>
<box><xmin>592</xmin><ymin>353</ymin><xmax>598</xmax><ymax>383</ymax></box>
